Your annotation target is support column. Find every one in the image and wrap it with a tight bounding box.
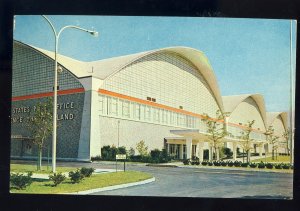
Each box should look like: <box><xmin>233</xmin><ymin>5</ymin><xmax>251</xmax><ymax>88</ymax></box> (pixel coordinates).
<box><xmin>167</xmin><ymin>143</ymin><xmax>170</xmax><ymax>156</ymax></box>
<box><xmin>195</xmin><ymin>143</ymin><xmax>199</xmax><ymax>158</ymax></box>
<box><xmin>216</xmin><ymin>147</ymin><xmax>220</xmax><ymax>160</ymax></box>
<box><xmin>198</xmin><ymin>142</ymin><xmax>204</xmax><ymax>162</ymax></box>
<box><xmin>209</xmin><ymin>146</ymin><xmax>213</xmax><ymax>161</ymax></box>
<box><xmin>186</xmin><ymin>137</ymin><xmax>192</xmax><ymax>159</ymax></box>
<box><xmin>233</xmin><ymin>142</ymin><xmax>237</xmax><ymax>160</ymax></box>
<box><xmin>179</xmin><ymin>144</ymin><xmax>183</xmax><ymax>159</ymax></box>
<box><xmin>259</xmin><ymin>144</ymin><xmax>263</xmax><ymax>157</ymax></box>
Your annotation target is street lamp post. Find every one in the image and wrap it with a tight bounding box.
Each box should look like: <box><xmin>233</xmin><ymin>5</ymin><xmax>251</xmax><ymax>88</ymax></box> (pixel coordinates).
<box><xmin>41</xmin><ymin>15</ymin><xmax>98</xmax><ymax>172</ymax></box>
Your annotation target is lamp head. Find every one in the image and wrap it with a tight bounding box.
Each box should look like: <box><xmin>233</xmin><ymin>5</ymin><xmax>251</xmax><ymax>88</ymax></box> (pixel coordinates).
<box><xmin>89</xmin><ymin>30</ymin><xmax>99</xmax><ymax>37</ymax></box>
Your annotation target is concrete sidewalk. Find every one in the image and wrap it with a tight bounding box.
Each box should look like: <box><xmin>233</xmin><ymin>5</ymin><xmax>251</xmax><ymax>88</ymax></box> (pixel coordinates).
<box><xmin>18</xmin><ymin>168</ymin><xmax>124</xmax><ymax>180</ymax></box>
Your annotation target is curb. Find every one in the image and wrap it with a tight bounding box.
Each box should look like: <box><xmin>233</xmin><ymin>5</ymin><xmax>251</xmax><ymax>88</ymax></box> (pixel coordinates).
<box><xmin>66</xmin><ymin>177</ymin><xmax>155</xmax><ymax>195</ymax></box>
<box><xmin>178</xmin><ymin>165</ymin><xmax>293</xmax><ymax>173</ymax></box>
<box><xmin>146</xmin><ymin>164</ymin><xmax>178</xmax><ymax>168</ymax></box>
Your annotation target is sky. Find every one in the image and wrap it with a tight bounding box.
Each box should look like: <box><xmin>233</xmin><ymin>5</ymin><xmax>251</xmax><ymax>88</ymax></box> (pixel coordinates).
<box><xmin>13</xmin><ymin>15</ymin><xmax>296</xmax><ymax>113</ymax></box>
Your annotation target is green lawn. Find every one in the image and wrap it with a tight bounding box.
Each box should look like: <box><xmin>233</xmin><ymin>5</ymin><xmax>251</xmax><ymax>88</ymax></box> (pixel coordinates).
<box><xmin>10</xmin><ymin>164</ymin><xmax>78</xmax><ymax>174</ymax></box>
<box><xmin>251</xmin><ymin>155</ymin><xmax>292</xmax><ymax>163</ymax></box>
<box><xmin>10</xmin><ymin>171</ymin><xmax>152</xmax><ymax>194</ymax></box>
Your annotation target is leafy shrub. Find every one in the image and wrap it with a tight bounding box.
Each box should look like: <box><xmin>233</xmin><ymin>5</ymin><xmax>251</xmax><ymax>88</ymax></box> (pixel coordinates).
<box><xmin>183</xmin><ymin>159</ymin><xmax>190</xmax><ymax>165</ymax></box>
<box><xmin>266</xmin><ymin>163</ymin><xmax>273</xmax><ymax>169</ymax></box>
<box><xmin>195</xmin><ymin>161</ymin><xmax>200</xmax><ymax>165</ymax></box>
<box><xmin>201</xmin><ymin>161</ymin><xmax>208</xmax><ymax>166</ymax></box>
<box><xmin>274</xmin><ymin>164</ymin><xmax>282</xmax><ymax>169</ymax></box>
<box><xmin>101</xmin><ymin>145</ymin><xmax>127</xmax><ymax>161</ymax></box>
<box><xmin>91</xmin><ymin>155</ymin><xmax>101</xmax><ymax>161</ymax></box>
<box><xmin>10</xmin><ymin>172</ymin><xmax>33</xmax><ymax>190</ymax></box>
<box><xmin>233</xmin><ymin>161</ymin><xmax>242</xmax><ymax>167</ymax></box>
<box><xmin>291</xmin><ymin>165</ymin><xmax>294</xmax><ymax>170</ymax></box>
<box><xmin>49</xmin><ymin>172</ymin><xmax>66</xmax><ymax>186</ymax></box>
<box><xmin>220</xmin><ymin>161</ymin><xmax>227</xmax><ymax>166</ymax></box>
<box><xmin>258</xmin><ymin>162</ymin><xmax>265</xmax><ymax>169</ymax></box>
<box><xmin>69</xmin><ymin>169</ymin><xmax>84</xmax><ymax>183</ymax></box>
<box><xmin>208</xmin><ymin>161</ymin><xmax>213</xmax><ymax>166</ymax></box>
<box><xmin>191</xmin><ymin>161</ymin><xmax>195</xmax><ymax>165</ymax></box>
<box><xmin>249</xmin><ymin>163</ymin><xmax>257</xmax><ymax>168</ymax></box>
<box><xmin>80</xmin><ymin>167</ymin><xmax>95</xmax><ymax>177</ymax></box>
<box><xmin>149</xmin><ymin>149</ymin><xmax>170</xmax><ymax>163</ymax></box>
<box><xmin>227</xmin><ymin>161</ymin><xmax>234</xmax><ymax>167</ymax></box>
<box><xmin>282</xmin><ymin>164</ymin><xmax>290</xmax><ymax>169</ymax></box>
<box><xmin>241</xmin><ymin>162</ymin><xmax>248</xmax><ymax>167</ymax></box>
<box><xmin>213</xmin><ymin>161</ymin><xmax>221</xmax><ymax>166</ymax></box>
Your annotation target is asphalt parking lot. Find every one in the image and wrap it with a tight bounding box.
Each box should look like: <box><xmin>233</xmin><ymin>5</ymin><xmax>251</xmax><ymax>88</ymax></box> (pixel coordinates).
<box><xmin>11</xmin><ymin>160</ymin><xmax>293</xmax><ymax>199</ymax></box>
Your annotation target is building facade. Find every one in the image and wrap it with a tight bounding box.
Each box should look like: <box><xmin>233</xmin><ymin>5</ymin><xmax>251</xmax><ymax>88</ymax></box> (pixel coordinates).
<box><xmin>11</xmin><ymin>40</ymin><xmax>289</xmax><ymax>161</ymax></box>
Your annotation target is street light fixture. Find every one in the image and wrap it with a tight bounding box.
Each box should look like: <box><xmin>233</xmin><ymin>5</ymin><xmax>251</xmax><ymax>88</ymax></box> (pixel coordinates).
<box><xmin>41</xmin><ymin>15</ymin><xmax>98</xmax><ymax>172</ymax></box>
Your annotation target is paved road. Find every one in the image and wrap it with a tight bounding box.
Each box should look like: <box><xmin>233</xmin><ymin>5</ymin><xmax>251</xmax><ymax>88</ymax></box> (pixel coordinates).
<box><xmin>11</xmin><ymin>160</ymin><xmax>293</xmax><ymax>199</ymax></box>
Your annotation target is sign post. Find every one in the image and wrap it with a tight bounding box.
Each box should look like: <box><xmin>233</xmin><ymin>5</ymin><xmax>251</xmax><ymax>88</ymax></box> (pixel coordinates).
<box><xmin>116</xmin><ymin>154</ymin><xmax>126</xmax><ymax>172</ymax></box>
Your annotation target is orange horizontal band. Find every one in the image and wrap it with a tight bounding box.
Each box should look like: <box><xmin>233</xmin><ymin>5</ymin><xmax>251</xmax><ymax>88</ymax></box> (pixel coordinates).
<box><xmin>98</xmin><ymin>89</ymin><xmax>224</xmax><ymax>121</ymax></box>
<box><xmin>12</xmin><ymin>88</ymin><xmax>85</xmax><ymax>101</ymax></box>
<box><xmin>227</xmin><ymin>122</ymin><xmax>264</xmax><ymax>133</ymax></box>
<box><xmin>99</xmin><ymin>89</ymin><xmax>263</xmax><ymax>133</ymax></box>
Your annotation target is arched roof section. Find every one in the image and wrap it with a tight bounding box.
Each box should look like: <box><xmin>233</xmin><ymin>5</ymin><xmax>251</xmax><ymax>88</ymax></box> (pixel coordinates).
<box><xmin>222</xmin><ymin>94</ymin><xmax>267</xmax><ymax>128</ymax></box>
<box><xmin>15</xmin><ymin>41</ymin><xmax>88</xmax><ymax>78</ymax></box>
<box><xmin>88</xmin><ymin>46</ymin><xmax>224</xmax><ymax>112</ymax></box>
<box><xmin>266</xmin><ymin>112</ymin><xmax>288</xmax><ymax>130</ymax></box>
<box><xmin>15</xmin><ymin>41</ymin><xmax>224</xmax><ymax>112</ymax></box>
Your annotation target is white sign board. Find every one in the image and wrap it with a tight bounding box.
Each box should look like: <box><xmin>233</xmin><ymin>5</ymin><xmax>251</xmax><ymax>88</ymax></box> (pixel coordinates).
<box><xmin>116</xmin><ymin>154</ymin><xmax>126</xmax><ymax>160</ymax></box>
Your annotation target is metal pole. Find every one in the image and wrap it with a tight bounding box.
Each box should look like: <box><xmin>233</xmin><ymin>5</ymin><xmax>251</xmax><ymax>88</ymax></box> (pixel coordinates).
<box><xmin>118</xmin><ymin>120</ymin><xmax>120</xmax><ymax>148</ymax></box>
<box><xmin>47</xmin><ymin>144</ymin><xmax>49</xmax><ymax>171</ymax></box>
<box><xmin>52</xmin><ymin>35</ymin><xmax>58</xmax><ymax>173</ymax></box>
<box><xmin>41</xmin><ymin>15</ymin><xmax>98</xmax><ymax>173</ymax></box>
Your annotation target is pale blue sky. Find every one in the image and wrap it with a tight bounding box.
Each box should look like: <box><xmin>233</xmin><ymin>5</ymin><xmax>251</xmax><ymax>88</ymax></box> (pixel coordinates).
<box><xmin>14</xmin><ymin>15</ymin><xmax>296</xmax><ymax>113</ymax></box>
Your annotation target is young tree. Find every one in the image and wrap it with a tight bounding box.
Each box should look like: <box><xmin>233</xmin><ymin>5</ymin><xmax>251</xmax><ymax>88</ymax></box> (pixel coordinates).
<box><xmin>239</xmin><ymin>120</ymin><xmax>255</xmax><ymax>163</ymax></box>
<box><xmin>203</xmin><ymin>110</ymin><xmax>228</xmax><ymax>161</ymax></box>
<box><xmin>265</xmin><ymin>126</ymin><xmax>279</xmax><ymax>160</ymax></box>
<box><xmin>282</xmin><ymin>129</ymin><xmax>290</xmax><ymax>155</ymax></box>
<box><xmin>26</xmin><ymin>98</ymin><xmax>53</xmax><ymax>170</ymax></box>
<box><xmin>136</xmin><ymin>140</ymin><xmax>148</xmax><ymax>156</ymax></box>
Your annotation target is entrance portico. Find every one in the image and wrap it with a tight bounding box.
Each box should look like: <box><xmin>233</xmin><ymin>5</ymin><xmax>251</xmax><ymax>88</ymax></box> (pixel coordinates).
<box><xmin>168</xmin><ymin>129</ymin><xmax>268</xmax><ymax>161</ymax></box>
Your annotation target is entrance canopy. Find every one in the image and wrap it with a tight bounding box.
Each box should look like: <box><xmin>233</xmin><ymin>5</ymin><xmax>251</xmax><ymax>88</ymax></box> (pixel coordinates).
<box><xmin>169</xmin><ymin>129</ymin><xmax>266</xmax><ymax>144</ymax></box>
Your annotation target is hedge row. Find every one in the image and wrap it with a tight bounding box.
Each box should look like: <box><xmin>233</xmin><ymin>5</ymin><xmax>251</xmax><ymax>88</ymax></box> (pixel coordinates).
<box><xmin>92</xmin><ymin>146</ymin><xmax>171</xmax><ymax>164</ymax></box>
<box><xmin>10</xmin><ymin>167</ymin><xmax>95</xmax><ymax>190</ymax></box>
<box><xmin>183</xmin><ymin>160</ymin><xmax>293</xmax><ymax>170</ymax></box>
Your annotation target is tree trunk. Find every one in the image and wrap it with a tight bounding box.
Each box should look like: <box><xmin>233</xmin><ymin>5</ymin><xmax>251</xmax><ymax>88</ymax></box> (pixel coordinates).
<box><xmin>216</xmin><ymin>147</ymin><xmax>220</xmax><ymax>160</ymax></box>
<box><xmin>272</xmin><ymin>148</ymin><xmax>274</xmax><ymax>160</ymax></box>
<box><xmin>37</xmin><ymin>147</ymin><xmax>42</xmax><ymax>171</ymax></box>
<box><xmin>247</xmin><ymin>150</ymin><xmax>251</xmax><ymax>163</ymax></box>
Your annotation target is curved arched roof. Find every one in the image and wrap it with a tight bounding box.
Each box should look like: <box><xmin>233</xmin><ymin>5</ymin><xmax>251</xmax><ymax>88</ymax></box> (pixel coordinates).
<box><xmin>266</xmin><ymin>112</ymin><xmax>288</xmax><ymax>130</ymax></box>
<box><xmin>222</xmin><ymin>94</ymin><xmax>267</xmax><ymax>128</ymax></box>
<box><xmin>15</xmin><ymin>41</ymin><xmax>224</xmax><ymax>112</ymax></box>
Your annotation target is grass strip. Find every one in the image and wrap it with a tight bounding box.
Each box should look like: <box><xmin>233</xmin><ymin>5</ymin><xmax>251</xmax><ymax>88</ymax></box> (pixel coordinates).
<box><xmin>10</xmin><ymin>164</ymin><xmax>77</xmax><ymax>174</ymax></box>
<box><xmin>10</xmin><ymin>171</ymin><xmax>152</xmax><ymax>194</ymax></box>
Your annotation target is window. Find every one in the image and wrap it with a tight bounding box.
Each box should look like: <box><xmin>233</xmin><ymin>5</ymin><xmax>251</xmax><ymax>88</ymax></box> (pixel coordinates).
<box><xmin>177</xmin><ymin>114</ymin><xmax>185</xmax><ymax>126</ymax></box>
<box><xmin>162</xmin><ymin>109</ymin><xmax>168</xmax><ymax>124</ymax></box>
<box><xmin>153</xmin><ymin>108</ymin><xmax>160</xmax><ymax>123</ymax></box>
<box><xmin>147</xmin><ymin>97</ymin><xmax>151</xmax><ymax>101</ymax></box>
<box><xmin>179</xmin><ymin>106</ymin><xmax>183</xmax><ymax>109</ymax></box>
<box><xmin>99</xmin><ymin>95</ymin><xmax>104</xmax><ymax>114</ymax></box>
<box><xmin>145</xmin><ymin>105</ymin><xmax>151</xmax><ymax>121</ymax></box>
<box><xmin>108</xmin><ymin>97</ymin><xmax>118</xmax><ymax>116</ymax></box>
<box><xmin>151</xmin><ymin>98</ymin><xmax>156</xmax><ymax>102</ymax></box>
<box><xmin>122</xmin><ymin>100</ymin><xmax>130</xmax><ymax>118</ymax></box>
<box><xmin>133</xmin><ymin>103</ymin><xmax>140</xmax><ymax>120</ymax></box>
